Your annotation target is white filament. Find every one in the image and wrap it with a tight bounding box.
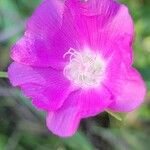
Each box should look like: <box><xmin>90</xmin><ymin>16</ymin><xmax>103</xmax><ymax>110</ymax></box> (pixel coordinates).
<box><xmin>63</xmin><ymin>48</ymin><xmax>105</xmax><ymax>88</ymax></box>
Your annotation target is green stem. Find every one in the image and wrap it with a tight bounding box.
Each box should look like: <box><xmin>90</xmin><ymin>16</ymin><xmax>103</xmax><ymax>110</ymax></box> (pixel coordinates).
<box><xmin>0</xmin><ymin>71</ymin><xmax>8</xmax><ymax>78</ymax></box>
<box><xmin>106</xmin><ymin>110</ymin><xmax>123</xmax><ymax>121</ymax></box>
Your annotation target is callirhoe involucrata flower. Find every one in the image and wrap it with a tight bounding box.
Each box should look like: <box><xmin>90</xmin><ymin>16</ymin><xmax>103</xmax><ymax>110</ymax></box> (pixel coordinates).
<box><xmin>8</xmin><ymin>0</ymin><xmax>146</xmax><ymax>137</ymax></box>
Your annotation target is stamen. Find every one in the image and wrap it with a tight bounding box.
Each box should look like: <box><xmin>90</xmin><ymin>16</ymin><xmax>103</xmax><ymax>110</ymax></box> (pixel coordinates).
<box><xmin>63</xmin><ymin>48</ymin><xmax>105</xmax><ymax>88</ymax></box>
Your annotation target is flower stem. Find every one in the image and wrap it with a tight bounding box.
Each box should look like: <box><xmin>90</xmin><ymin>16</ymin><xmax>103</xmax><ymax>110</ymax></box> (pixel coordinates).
<box><xmin>106</xmin><ymin>110</ymin><xmax>123</xmax><ymax>121</ymax></box>
<box><xmin>0</xmin><ymin>71</ymin><xmax>8</xmax><ymax>78</ymax></box>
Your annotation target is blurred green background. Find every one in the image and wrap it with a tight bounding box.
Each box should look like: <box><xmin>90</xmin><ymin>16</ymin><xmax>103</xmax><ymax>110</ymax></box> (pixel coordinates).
<box><xmin>0</xmin><ymin>0</ymin><xmax>150</xmax><ymax>150</ymax></box>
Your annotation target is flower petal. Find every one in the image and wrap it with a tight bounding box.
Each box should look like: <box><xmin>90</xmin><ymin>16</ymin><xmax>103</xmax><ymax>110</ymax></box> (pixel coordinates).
<box><xmin>72</xmin><ymin>87</ymin><xmax>112</xmax><ymax>118</ymax></box>
<box><xmin>11</xmin><ymin>0</ymin><xmax>65</xmax><ymax>68</ymax></box>
<box><xmin>102</xmin><ymin>48</ymin><xmax>146</xmax><ymax>112</ymax></box>
<box><xmin>27</xmin><ymin>0</ymin><xmax>63</xmax><ymax>33</ymax></box>
<box><xmin>62</xmin><ymin>0</ymin><xmax>133</xmax><ymax>63</ymax></box>
<box><xmin>46</xmin><ymin>105</ymin><xmax>81</xmax><ymax>137</ymax></box>
<box><xmin>46</xmin><ymin>85</ymin><xmax>112</xmax><ymax>137</ymax></box>
<box><xmin>8</xmin><ymin>62</ymin><xmax>73</xmax><ymax>110</ymax></box>
<box><xmin>11</xmin><ymin>0</ymin><xmax>134</xmax><ymax>69</ymax></box>
<box><xmin>108</xmin><ymin>66</ymin><xmax>146</xmax><ymax>112</ymax></box>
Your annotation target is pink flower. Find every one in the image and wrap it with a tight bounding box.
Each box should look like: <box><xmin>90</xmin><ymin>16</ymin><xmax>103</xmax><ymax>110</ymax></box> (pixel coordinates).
<box><xmin>8</xmin><ymin>0</ymin><xmax>146</xmax><ymax>137</ymax></box>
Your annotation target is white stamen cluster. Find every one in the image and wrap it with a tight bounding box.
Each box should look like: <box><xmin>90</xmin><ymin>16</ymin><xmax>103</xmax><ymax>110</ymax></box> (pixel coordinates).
<box><xmin>63</xmin><ymin>48</ymin><xmax>105</xmax><ymax>88</ymax></box>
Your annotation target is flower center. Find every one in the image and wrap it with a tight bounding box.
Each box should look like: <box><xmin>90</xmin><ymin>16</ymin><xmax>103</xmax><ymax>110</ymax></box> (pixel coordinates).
<box><xmin>63</xmin><ymin>48</ymin><xmax>106</xmax><ymax>88</ymax></box>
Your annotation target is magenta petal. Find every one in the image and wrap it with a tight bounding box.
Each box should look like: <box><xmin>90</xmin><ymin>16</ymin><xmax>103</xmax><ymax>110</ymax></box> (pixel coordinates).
<box><xmin>46</xmin><ymin>106</ymin><xmax>81</xmax><ymax>137</ymax></box>
<box><xmin>11</xmin><ymin>35</ymin><xmax>52</xmax><ymax>67</ymax></box>
<box><xmin>27</xmin><ymin>0</ymin><xmax>63</xmax><ymax>33</ymax></box>
<box><xmin>102</xmin><ymin>49</ymin><xmax>146</xmax><ymax>112</ymax></box>
<box><xmin>8</xmin><ymin>62</ymin><xmax>73</xmax><ymax>110</ymax></box>
<box><xmin>46</xmin><ymin>85</ymin><xmax>112</xmax><ymax>137</ymax></box>
<box><xmin>103</xmin><ymin>5</ymin><xmax>134</xmax><ymax>65</ymax></box>
<box><xmin>60</xmin><ymin>0</ymin><xmax>119</xmax><ymax>50</ymax></box>
<box><xmin>108</xmin><ymin>67</ymin><xmax>146</xmax><ymax>112</ymax></box>
<box><xmin>71</xmin><ymin>87</ymin><xmax>112</xmax><ymax>118</ymax></box>
<box><xmin>102</xmin><ymin>3</ymin><xmax>134</xmax><ymax>43</ymax></box>
<box><xmin>63</xmin><ymin>0</ymin><xmax>133</xmax><ymax>50</ymax></box>
<box><xmin>11</xmin><ymin>0</ymin><xmax>65</xmax><ymax>68</ymax></box>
